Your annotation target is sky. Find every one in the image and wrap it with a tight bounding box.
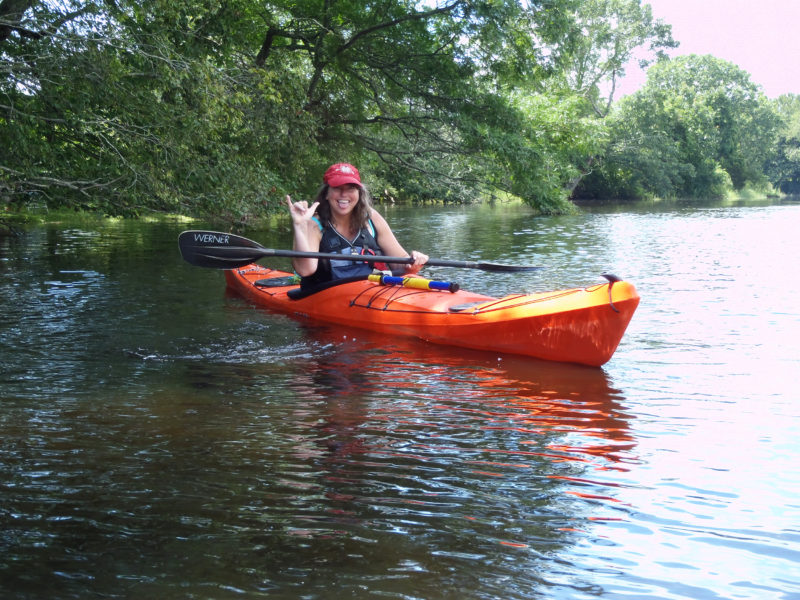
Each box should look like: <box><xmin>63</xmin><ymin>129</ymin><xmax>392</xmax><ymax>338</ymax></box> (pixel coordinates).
<box><xmin>615</xmin><ymin>0</ymin><xmax>800</xmax><ymax>98</ymax></box>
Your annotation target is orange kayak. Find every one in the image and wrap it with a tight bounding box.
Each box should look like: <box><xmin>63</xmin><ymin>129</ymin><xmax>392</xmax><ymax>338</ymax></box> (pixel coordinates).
<box><xmin>224</xmin><ymin>265</ymin><xmax>639</xmax><ymax>366</ymax></box>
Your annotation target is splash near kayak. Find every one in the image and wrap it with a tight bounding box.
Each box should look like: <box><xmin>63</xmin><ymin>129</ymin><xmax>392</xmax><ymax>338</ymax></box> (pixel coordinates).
<box><xmin>223</xmin><ymin>264</ymin><xmax>639</xmax><ymax>367</ymax></box>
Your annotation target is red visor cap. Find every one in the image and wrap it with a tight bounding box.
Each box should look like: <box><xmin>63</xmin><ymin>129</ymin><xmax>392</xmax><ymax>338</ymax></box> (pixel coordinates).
<box><xmin>323</xmin><ymin>163</ymin><xmax>363</xmax><ymax>188</ymax></box>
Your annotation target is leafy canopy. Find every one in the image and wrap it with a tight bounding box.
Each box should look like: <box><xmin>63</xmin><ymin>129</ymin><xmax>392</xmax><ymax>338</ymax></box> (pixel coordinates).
<box><xmin>577</xmin><ymin>54</ymin><xmax>781</xmax><ymax>199</ymax></box>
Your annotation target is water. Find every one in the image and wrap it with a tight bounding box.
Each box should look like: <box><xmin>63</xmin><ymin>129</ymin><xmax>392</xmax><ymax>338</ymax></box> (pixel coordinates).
<box><xmin>1</xmin><ymin>201</ymin><xmax>799</xmax><ymax>599</ymax></box>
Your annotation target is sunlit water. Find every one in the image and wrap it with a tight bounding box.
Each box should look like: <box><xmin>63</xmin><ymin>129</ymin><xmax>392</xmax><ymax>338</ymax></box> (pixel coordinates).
<box><xmin>1</xmin><ymin>200</ymin><xmax>799</xmax><ymax>599</ymax></box>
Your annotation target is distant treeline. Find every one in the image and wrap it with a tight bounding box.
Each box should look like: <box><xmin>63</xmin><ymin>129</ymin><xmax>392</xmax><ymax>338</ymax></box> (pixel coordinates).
<box><xmin>2</xmin><ymin>1</ymin><xmax>799</xmax><ymax>224</ymax></box>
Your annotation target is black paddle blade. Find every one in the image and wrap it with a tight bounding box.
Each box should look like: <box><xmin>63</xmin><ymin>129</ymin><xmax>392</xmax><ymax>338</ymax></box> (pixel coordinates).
<box><xmin>178</xmin><ymin>230</ymin><xmax>274</xmax><ymax>269</ymax></box>
<box><xmin>472</xmin><ymin>261</ymin><xmax>542</xmax><ymax>273</ymax></box>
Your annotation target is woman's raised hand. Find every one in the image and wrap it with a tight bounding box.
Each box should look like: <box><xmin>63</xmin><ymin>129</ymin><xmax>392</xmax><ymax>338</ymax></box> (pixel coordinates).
<box><xmin>285</xmin><ymin>195</ymin><xmax>320</xmax><ymax>226</ymax></box>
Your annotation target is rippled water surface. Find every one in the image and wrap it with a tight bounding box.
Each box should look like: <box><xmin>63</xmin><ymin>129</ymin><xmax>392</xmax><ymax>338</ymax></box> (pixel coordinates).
<box><xmin>1</xmin><ymin>201</ymin><xmax>799</xmax><ymax>599</ymax></box>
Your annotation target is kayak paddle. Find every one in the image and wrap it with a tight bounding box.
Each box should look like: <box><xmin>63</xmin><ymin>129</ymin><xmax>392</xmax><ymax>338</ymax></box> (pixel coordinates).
<box><xmin>178</xmin><ymin>230</ymin><xmax>543</xmax><ymax>273</ymax></box>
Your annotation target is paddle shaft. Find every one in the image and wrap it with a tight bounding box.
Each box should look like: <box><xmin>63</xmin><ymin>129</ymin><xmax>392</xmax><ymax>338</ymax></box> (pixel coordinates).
<box><xmin>210</xmin><ymin>246</ymin><xmax>509</xmax><ymax>269</ymax></box>
<box><xmin>179</xmin><ymin>230</ymin><xmax>543</xmax><ymax>273</ymax></box>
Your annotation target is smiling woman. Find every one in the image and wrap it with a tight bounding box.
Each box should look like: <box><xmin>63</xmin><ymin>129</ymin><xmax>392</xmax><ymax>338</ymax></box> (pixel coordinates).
<box><xmin>285</xmin><ymin>163</ymin><xmax>430</xmax><ymax>290</ymax></box>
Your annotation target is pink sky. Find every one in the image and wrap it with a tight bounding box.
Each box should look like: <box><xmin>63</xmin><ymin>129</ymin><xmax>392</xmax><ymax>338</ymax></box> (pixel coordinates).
<box><xmin>616</xmin><ymin>0</ymin><xmax>800</xmax><ymax>98</ymax></box>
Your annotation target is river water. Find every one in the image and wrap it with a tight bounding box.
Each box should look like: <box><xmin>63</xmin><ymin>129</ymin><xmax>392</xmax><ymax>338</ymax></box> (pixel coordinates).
<box><xmin>1</xmin><ymin>200</ymin><xmax>799</xmax><ymax>599</ymax></box>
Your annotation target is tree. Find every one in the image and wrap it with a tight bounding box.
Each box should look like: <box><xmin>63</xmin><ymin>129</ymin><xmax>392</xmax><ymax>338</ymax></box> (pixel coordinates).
<box><xmin>577</xmin><ymin>54</ymin><xmax>780</xmax><ymax>199</ymax></box>
<box><xmin>545</xmin><ymin>0</ymin><xmax>676</xmax><ymax>117</ymax></box>
<box><xmin>1</xmin><ymin>0</ymin><xmax>302</xmax><ymax>218</ymax></box>
<box><xmin>0</xmin><ymin>1</ymin><xmax>694</xmax><ymax>218</ymax></box>
<box><xmin>244</xmin><ymin>0</ymin><xmax>561</xmax><ymax>205</ymax></box>
<box><xmin>766</xmin><ymin>94</ymin><xmax>800</xmax><ymax>195</ymax></box>
<box><xmin>2</xmin><ymin>0</ymin><xmax>581</xmax><ymax>214</ymax></box>
<box><xmin>532</xmin><ymin>0</ymin><xmax>676</xmax><ymax>198</ymax></box>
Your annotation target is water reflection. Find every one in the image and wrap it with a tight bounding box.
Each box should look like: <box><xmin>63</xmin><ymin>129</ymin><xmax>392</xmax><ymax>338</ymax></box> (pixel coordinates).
<box><xmin>218</xmin><ymin>324</ymin><xmax>639</xmax><ymax>595</ymax></box>
<box><xmin>303</xmin><ymin>326</ymin><xmax>634</xmax><ymax>465</ymax></box>
<box><xmin>51</xmin><ymin>314</ymin><xmax>636</xmax><ymax>597</ymax></box>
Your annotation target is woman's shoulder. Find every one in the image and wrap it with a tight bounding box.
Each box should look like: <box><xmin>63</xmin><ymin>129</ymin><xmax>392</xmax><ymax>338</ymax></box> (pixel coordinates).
<box><xmin>368</xmin><ymin>207</ymin><xmax>389</xmax><ymax>227</ymax></box>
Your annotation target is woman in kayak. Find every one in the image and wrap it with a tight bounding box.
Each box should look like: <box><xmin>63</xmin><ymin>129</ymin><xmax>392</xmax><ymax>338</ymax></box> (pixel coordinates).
<box><xmin>285</xmin><ymin>162</ymin><xmax>428</xmax><ymax>288</ymax></box>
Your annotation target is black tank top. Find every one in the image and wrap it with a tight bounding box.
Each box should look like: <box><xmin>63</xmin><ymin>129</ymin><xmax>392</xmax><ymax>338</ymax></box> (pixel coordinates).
<box><xmin>300</xmin><ymin>218</ymin><xmax>383</xmax><ymax>288</ymax></box>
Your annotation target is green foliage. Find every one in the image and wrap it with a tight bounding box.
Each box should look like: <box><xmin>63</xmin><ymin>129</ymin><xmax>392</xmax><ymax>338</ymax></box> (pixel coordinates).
<box><xmin>545</xmin><ymin>0</ymin><xmax>677</xmax><ymax>117</ymax></box>
<box><xmin>577</xmin><ymin>55</ymin><xmax>781</xmax><ymax>199</ymax></box>
<box><xmin>4</xmin><ymin>0</ymin><xmax>642</xmax><ymax>218</ymax></box>
<box><xmin>246</xmin><ymin>0</ymin><xmax>554</xmax><ymax>205</ymax></box>
<box><xmin>5</xmin><ymin>1</ymin><xmax>784</xmax><ymax>220</ymax></box>
<box><xmin>1</xmin><ymin>0</ymin><xmax>309</xmax><ymax>220</ymax></box>
<box><xmin>766</xmin><ymin>94</ymin><xmax>800</xmax><ymax>194</ymax></box>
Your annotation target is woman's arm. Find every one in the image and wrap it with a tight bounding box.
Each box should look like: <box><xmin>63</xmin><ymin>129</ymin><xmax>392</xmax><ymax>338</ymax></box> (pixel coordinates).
<box><xmin>369</xmin><ymin>208</ymin><xmax>428</xmax><ymax>274</ymax></box>
<box><xmin>285</xmin><ymin>195</ymin><xmax>322</xmax><ymax>276</ymax></box>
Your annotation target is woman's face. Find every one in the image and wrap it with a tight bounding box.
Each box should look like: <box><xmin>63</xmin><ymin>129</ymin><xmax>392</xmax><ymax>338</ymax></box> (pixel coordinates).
<box><xmin>326</xmin><ymin>184</ymin><xmax>360</xmax><ymax>219</ymax></box>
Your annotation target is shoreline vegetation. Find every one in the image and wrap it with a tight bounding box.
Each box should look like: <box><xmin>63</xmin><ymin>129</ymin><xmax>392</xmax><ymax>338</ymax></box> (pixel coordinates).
<box><xmin>2</xmin><ymin>3</ymin><xmax>799</xmax><ymax>228</ymax></box>
<box><xmin>2</xmin><ymin>189</ymin><xmax>795</xmax><ymax>238</ymax></box>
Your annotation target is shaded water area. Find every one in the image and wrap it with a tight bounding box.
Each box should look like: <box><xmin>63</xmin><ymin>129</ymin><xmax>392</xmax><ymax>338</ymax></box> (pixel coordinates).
<box><xmin>1</xmin><ymin>200</ymin><xmax>799</xmax><ymax>599</ymax></box>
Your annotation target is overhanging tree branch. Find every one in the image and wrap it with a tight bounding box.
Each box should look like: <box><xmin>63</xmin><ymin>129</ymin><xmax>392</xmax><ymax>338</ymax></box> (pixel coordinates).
<box><xmin>0</xmin><ymin>1</ymin><xmax>95</xmax><ymax>43</ymax></box>
<box><xmin>338</xmin><ymin>1</ymin><xmax>462</xmax><ymax>54</ymax></box>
